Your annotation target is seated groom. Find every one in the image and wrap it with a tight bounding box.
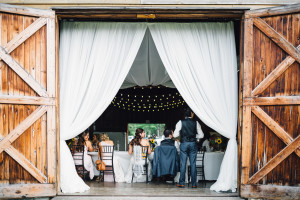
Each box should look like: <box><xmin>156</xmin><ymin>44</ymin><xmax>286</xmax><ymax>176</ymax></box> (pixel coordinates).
<box><xmin>160</xmin><ymin>129</ymin><xmax>180</xmax><ymax>153</ymax></box>
<box><xmin>153</xmin><ymin>129</ymin><xmax>180</xmax><ymax>181</ymax></box>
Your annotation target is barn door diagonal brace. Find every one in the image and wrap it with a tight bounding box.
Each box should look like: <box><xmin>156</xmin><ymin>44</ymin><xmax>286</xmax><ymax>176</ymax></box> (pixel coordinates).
<box><xmin>252</xmin><ymin>45</ymin><xmax>300</xmax><ymax>96</ymax></box>
<box><xmin>249</xmin><ymin>135</ymin><xmax>300</xmax><ymax>184</ymax></box>
<box><xmin>0</xmin><ymin>135</ymin><xmax>47</xmax><ymax>183</ymax></box>
<box><xmin>0</xmin><ymin>17</ymin><xmax>47</xmax><ymax>60</ymax></box>
<box><xmin>252</xmin><ymin>106</ymin><xmax>300</xmax><ymax>157</ymax></box>
<box><xmin>0</xmin><ymin>47</ymin><xmax>48</xmax><ymax>97</ymax></box>
<box><xmin>0</xmin><ymin>105</ymin><xmax>47</xmax><ymax>154</ymax></box>
<box><xmin>253</xmin><ymin>17</ymin><xmax>300</xmax><ymax>64</ymax></box>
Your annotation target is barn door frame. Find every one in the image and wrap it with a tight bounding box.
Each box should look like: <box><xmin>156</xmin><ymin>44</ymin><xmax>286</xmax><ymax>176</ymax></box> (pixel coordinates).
<box><xmin>240</xmin><ymin>3</ymin><xmax>300</xmax><ymax>199</ymax></box>
<box><xmin>0</xmin><ymin>3</ymin><xmax>57</xmax><ymax>198</ymax></box>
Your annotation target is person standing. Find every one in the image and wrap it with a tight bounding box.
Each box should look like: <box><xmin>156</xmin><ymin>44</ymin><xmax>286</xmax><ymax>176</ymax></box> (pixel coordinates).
<box><xmin>174</xmin><ymin>108</ymin><xmax>204</xmax><ymax>188</ymax></box>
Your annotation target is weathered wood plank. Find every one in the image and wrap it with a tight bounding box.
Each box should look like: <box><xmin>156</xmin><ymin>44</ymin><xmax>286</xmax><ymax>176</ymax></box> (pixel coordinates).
<box><xmin>0</xmin><ymin>3</ymin><xmax>55</xmax><ymax>18</ymax></box>
<box><xmin>0</xmin><ymin>183</ymin><xmax>55</xmax><ymax>198</ymax></box>
<box><xmin>249</xmin><ymin>135</ymin><xmax>300</xmax><ymax>184</ymax></box>
<box><xmin>0</xmin><ymin>47</ymin><xmax>48</xmax><ymax>97</ymax></box>
<box><xmin>47</xmin><ymin>106</ymin><xmax>56</xmax><ymax>183</ymax></box>
<box><xmin>46</xmin><ymin>18</ymin><xmax>55</xmax><ymax>98</ymax></box>
<box><xmin>0</xmin><ymin>95</ymin><xmax>55</xmax><ymax>105</ymax></box>
<box><xmin>243</xmin><ymin>96</ymin><xmax>300</xmax><ymax>106</ymax></box>
<box><xmin>0</xmin><ymin>17</ymin><xmax>47</xmax><ymax>60</ymax></box>
<box><xmin>55</xmin><ymin>16</ymin><xmax>60</xmax><ymax>193</ymax></box>
<box><xmin>241</xmin><ymin>184</ymin><xmax>300</xmax><ymax>200</ymax></box>
<box><xmin>0</xmin><ymin>105</ymin><xmax>47</xmax><ymax>154</ymax></box>
<box><xmin>245</xmin><ymin>3</ymin><xmax>300</xmax><ymax>19</ymax></box>
<box><xmin>252</xmin><ymin>106</ymin><xmax>300</xmax><ymax>157</ymax></box>
<box><xmin>243</xmin><ymin>18</ymin><xmax>253</xmax><ymax>97</ymax></box>
<box><xmin>252</xmin><ymin>45</ymin><xmax>300</xmax><ymax>96</ymax></box>
<box><xmin>241</xmin><ymin>106</ymin><xmax>252</xmax><ymax>184</ymax></box>
<box><xmin>253</xmin><ymin>17</ymin><xmax>300</xmax><ymax>64</ymax></box>
<box><xmin>46</xmin><ymin>17</ymin><xmax>56</xmax><ymax>184</ymax></box>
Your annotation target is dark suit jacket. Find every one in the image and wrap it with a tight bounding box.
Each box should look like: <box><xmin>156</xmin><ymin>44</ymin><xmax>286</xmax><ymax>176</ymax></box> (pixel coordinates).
<box><xmin>153</xmin><ymin>145</ymin><xmax>179</xmax><ymax>177</ymax></box>
<box><xmin>160</xmin><ymin>138</ymin><xmax>175</xmax><ymax>146</ymax></box>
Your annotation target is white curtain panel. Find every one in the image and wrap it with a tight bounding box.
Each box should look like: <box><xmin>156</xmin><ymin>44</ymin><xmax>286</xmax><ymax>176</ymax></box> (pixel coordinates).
<box><xmin>59</xmin><ymin>22</ymin><xmax>147</xmax><ymax>193</ymax></box>
<box><xmin>149</xmin><ymin>22</ymin><xmax>238</xmax><ymax>192</ymax></box>
<box><xmin>121</xmin><ymin>29</ymin><xmax>175</xmax><ymax>89</ymax></box>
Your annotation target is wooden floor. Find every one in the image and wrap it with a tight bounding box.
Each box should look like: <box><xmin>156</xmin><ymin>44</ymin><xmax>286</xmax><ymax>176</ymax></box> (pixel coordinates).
<box><xmin>55</xmin><ymin>181</ymin><xmax>244</xmax><ymax>200</ymax></box>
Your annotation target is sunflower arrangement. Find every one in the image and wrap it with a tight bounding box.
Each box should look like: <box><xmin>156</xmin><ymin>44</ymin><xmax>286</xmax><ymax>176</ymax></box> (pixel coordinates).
<box><xmin>149</xmin><ymin>138</ymin><xmax>157</xmax><ymax>151</ymax></box>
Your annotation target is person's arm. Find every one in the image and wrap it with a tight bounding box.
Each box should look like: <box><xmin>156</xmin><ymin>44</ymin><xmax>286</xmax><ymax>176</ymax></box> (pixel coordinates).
<box><xmin>196</xmin><ymin>122</ymin><xmax>204</xmax><ymax>139</ymax></box>
<box><xmin>173</xmin><ymin>120</ymin><xmax>182</xmax><ymax>138</ymax></box>
<box><xmin>128</xmin><ymin>144</ymin><xmax>133</xmax><ymax>155</ymax></box>
<box><xmin>175</xmin><ymin>141</ymin><xmax>180</xmax><ymax>153</ymax></box>
<box><xmin>147</xmin><ymin>140</ymin><xmax>152</xmax><ymax>154</ymax></box>
<box><xmin>86</xmin><ymin>141</ymin><xmax>94</xmax><ymax>152</ymax></box>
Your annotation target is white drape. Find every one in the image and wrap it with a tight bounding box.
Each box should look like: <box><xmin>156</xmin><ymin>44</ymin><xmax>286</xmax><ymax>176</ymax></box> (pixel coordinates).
<box><xmin>149</xmin><ymin>22</ymin><xmax>238</xmax><ymax>192</ymax></box>
<box><xmin>59</xmin><ymin>22</ymin><xmax>147</xmax><ymax>193</ymax></box>
<box><xmin>122</xmin><ymin>29</ymin><xmax>174</xmax><ymax>89</ymax></box>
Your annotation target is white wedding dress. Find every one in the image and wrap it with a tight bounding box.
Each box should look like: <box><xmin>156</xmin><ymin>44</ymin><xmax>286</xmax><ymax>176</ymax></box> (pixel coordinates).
<box><xmin>100</xmin><ymin>141</ymin><xmax>125</xmax><ymax>182</ymax></box>
<box><xmin>124</xmin><ymin>145</ymin><xmax>153</xmax><ymax>183</ymax></box>
<box><xmin>83</xmin><ymin>146</ymin><xmax>94</xmax><ymax>180</ymax></box>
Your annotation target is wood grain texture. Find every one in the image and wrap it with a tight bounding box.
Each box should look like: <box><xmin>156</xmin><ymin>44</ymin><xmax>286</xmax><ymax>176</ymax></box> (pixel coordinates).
<box><xmin>0</xmin><ymin>105</ymin><xmax>47</xmax><ymax>154</ymax></box>
<box><xmin>249</xmin><ymin>135</ymin><xmax>300</xmax><ymax>184</ymax></box>
<box><xmin>0</xmin><ymin>184</ymin><xmax>55</xmax><ymax>198</ymax></box>
<box><xmin>253</xmin><ymin>17</ymin><xmax>300</xmax><ymax>63</ymax></box>
<box><xmin>241</xmin><ymin>184</ymin><xmax>300</xmax><ymax>199</ymax></box>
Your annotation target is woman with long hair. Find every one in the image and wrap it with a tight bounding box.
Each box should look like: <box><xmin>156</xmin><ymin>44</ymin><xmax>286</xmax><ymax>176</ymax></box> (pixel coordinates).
<box><xmin>128</xmin><ymin>128</ymin><xmax>151</xmax><ymax>155</ymax></box>
<box><xmin>125</xmin><ymin>128</ymin><xmax>152</xmax><ymax>183</ymax></box>
<box><xmin>80</xmin><ymin>131</ymin><xmax>94</xmax><ymax>180</ymax></box>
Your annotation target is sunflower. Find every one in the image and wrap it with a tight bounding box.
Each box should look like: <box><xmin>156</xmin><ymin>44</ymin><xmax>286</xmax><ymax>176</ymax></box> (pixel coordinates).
<box><xmin>216</xmin><ymin>138</ymin><xmax>222</xmax><ymax>144</ymax></box>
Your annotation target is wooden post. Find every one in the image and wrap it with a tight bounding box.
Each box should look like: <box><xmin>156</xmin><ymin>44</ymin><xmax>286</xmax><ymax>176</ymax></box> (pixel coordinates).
<box><xmin>46</xmin><ymin>17</ymin><xmax>56</xmax><ymax>184</ymax></box>
<box><xmin>241</xmin><ymin>18</ymin><xmax>253</xmax><ymax>185</ymax></box>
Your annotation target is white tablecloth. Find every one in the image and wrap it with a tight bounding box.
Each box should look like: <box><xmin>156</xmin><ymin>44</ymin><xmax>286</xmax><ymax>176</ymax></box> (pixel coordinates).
<box><xmin>203</xmin><ymin>152</ymin><xmax>224</xmax><ymax>180</ymax></box>
<box><xmin>87</xmin><ymin>151</ymin><xmax>223</xmax><ymax>181</ymax></box>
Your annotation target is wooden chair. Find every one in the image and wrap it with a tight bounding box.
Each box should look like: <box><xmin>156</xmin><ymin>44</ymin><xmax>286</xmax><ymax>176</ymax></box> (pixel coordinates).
<box><xmin>71</xmin><ymin>145</ymin><xmax>87</xmax><ymax>180</ymax></box>
<box><xmin>132</xmin><ymin>145</ymin><xmax>149</xmax><ymax>183</ymax></box>
<box><xmin>98</xmin><ymin>145</ymin><xmax>115</xmax><ymax>183</ymax></box>
<box><xmin>188</xmin><ymin>147</ymin><xmax>206</xmax><ymax>187</ymax></box>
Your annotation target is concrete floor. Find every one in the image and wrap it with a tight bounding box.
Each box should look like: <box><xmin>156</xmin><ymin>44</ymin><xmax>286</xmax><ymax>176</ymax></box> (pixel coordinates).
<box><xmin>53</xmin><ymin>181</ymin><xmax>244</xmax><ymax>200</ymax></box>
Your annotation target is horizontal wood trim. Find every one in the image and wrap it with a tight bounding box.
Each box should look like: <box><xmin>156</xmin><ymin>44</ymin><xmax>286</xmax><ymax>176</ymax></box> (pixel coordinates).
<box><xmin>243</xmin><ymin>96</ymin><xmax>300</xmax><ymax>106</ymax></box>
<box><xmin>249</xmin><ymin>135</ymin><xmax>300</xmax><ymax>184</ymax></box>
<box><xmin>0</xmin><ymin>184</ymin><xmax>55</xmax><ymax>198</ymax></box>
<box><xmin>251</xmin><ymin>45</ymin><xmax>300</xmax><ymax>97</ymax></box>
<box><xmin>0</xmin><ymin>105</ymin><xmax>47</xmax><ymax>154</ymax></box>
<box><xmin>5</xmin><ymin>145</ymin><xmax>47</xmax><ymax>183</ymax></box>
<box><xmin>245</xmin><ymin>3</ymin><xmax>300</xmax><ymax>18</ymax></box>
<box><xmin>0</xmin><ymin>95</ymin><xmax>55</xmax><ymax>105</ymax></box>
<box><xmin>0</xmin><ymin>17</ymin><xmax>47</xmax><ymax>59</ymax></box>
<box><xmin>0</xmin><ymin>3</ymin><xmax>55</xmax><ymax>18</ymax></box>
<box><xmin>253</xmin><ymin>17</ymin><xmax>300</xmax><ymax>64</ymax></box>
<box><xmin>0</xmin><ymin>47</ymin><xmax>48</xmax><ymax>97</ymax></box>
<box><xmin>57</xmin><ymin>13</ymin><xmax>243</xmax><ymax>19</ymax></box>
<box><xmin>252</xmin><ymin>106</ymin><xmax>300</xmax><ymax>157</ymax></box>
<box><xmin>241</xmin><ymin>184</ymin><xmax>300</xmax><ymax>199</ymax></box>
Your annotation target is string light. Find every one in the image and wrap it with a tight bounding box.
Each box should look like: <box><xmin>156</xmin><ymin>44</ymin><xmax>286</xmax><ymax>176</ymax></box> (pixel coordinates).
<box><xmin>111</xmin><ymin>91</ymin><xmax>186</xmax><ymax>112</ymax></box>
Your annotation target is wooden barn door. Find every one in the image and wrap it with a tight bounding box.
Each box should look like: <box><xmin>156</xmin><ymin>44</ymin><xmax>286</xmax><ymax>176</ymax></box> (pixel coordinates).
<box><xmin>241</xmin><ymin>4</ymin><xmax>300</xmax><ymax>199</ymax></box>
<box><xmin>0</xmin><ymin>4</ymin><xmax>56</xmax><ymax>198</ymax></box>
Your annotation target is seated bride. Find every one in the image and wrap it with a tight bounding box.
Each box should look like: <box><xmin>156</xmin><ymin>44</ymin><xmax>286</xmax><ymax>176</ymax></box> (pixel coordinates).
<box><xmin>125</xmin><ymin>128</ymin><xmax>152</xmax><ymax>183</ymax></box>
<box><xmin>98</xmin><ymin>133</ymin><xmax>125</xmax><ymax>182</ymax></box>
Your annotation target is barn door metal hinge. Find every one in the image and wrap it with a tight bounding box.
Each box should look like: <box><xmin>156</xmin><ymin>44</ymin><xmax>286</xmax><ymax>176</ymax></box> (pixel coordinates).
<box><xmin>137</xmin><ymin>14</ymin><xmax>156</xmax><ymax>19</ymax></box>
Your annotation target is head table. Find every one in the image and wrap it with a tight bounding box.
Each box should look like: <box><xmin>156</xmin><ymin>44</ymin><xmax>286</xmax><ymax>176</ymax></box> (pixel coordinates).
<box><xmin>87</xmin><ymin>151</ymin><xmax>223</xmax><ymax>181</ymax></box>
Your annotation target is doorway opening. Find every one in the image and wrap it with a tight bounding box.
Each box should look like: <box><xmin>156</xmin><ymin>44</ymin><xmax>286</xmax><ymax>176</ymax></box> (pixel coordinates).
<box><xmin>55</xmin><ymin>8</ymin><xmax>243</xmax><ymax>197</ymax></box>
